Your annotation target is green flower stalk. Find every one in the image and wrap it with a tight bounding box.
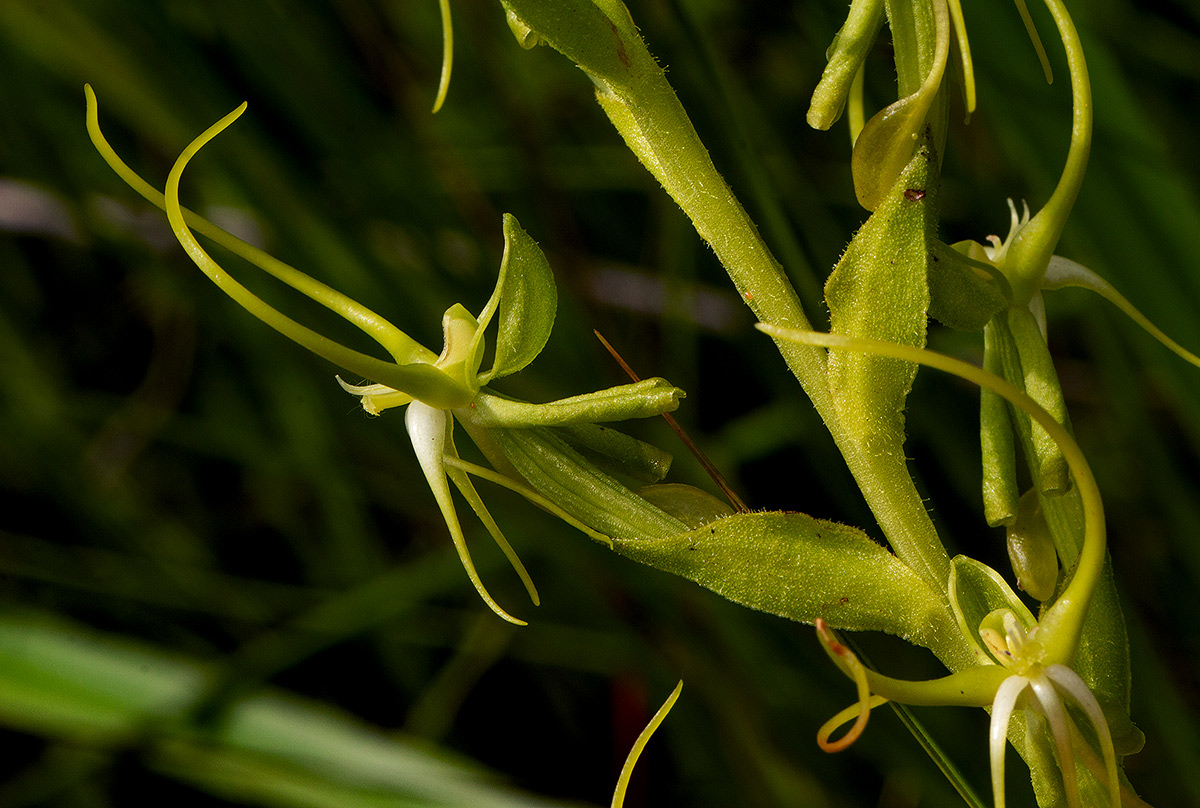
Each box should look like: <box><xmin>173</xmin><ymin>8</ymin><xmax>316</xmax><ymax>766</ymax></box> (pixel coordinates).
<box><xmin>86</xmin><ymin>85</ymin><xmax>690</xmax><ymax>626</ymax></box>
<box><xmin>497</xmin><ymin>0</ymin><xmax>963</xmax><ymax>612</ymax></box>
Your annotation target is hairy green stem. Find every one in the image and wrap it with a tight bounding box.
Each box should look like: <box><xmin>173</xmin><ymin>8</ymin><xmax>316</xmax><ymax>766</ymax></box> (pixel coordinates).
<box><xmin>533</xmin><ymin>0</ymin><xmax>955</xmax><ymax>593</ymax></box>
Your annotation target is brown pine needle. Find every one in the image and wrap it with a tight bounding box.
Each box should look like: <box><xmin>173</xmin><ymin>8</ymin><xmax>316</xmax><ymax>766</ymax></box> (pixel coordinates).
<box><xmin>593</xmin><ymin>330</ymin><xmax>748</xmax><ymax>513</ymax></box>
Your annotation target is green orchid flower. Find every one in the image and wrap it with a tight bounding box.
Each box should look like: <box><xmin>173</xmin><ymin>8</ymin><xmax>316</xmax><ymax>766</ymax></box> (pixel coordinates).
<box><xmin>759</xmin><ymin>325</ymin><xmax>1126</xmax><ymax>808</ymax></box>
<box><xmin>86</xmin><ymin>85</ymin><xmax>690</xmax><ymax>626</ymax></box>
<box><xmin>940</xmin><ymin>0</ymin><xmax>1200</xmax><ymax>529</ymax></box>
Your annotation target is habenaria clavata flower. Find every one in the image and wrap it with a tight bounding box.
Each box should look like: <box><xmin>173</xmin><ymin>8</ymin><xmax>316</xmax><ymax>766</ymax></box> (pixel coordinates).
<box><xmin>86</xmin><ymin>85</ymin><xmax>691</xmax><ymax>625</ymax></box>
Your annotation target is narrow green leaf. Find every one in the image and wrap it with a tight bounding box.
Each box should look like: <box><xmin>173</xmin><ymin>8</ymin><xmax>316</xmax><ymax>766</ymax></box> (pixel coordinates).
<box><xmin>0</xmin><ymin>617</ymin><xmax>579</xmax><ymax>808</ymax></box>
<box><xmin>883</xmin><ymin>699</ymin><xmax>989</xmax><ymax>808</ymax></box>
<box><xmin>613</xmin><ymin>512</ymin><xmax>953</xmax><ymax>651</ymax></box>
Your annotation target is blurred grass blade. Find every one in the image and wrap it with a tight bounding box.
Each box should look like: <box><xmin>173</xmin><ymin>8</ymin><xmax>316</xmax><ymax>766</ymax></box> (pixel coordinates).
<box><xmin>0</xmin><ymin>615</ymin><xmax>587</xmax><ymax>808</ymax></box>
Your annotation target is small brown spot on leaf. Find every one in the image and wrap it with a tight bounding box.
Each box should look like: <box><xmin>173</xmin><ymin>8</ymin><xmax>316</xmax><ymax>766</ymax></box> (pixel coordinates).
<box><xmin>611</xmin><ymin>22</ymin><xmax>630</xmax><ymax>68</ymax></box>
<box><xmin>904</xmin><ymin>188</ymin><xmax>926</xmax><ymax>202</ymax></box>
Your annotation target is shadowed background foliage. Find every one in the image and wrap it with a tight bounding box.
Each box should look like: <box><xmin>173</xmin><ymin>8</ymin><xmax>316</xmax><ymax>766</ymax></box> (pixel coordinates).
<box><xmin>2</xmin><ymin>1</ymin><xmax>1199</xmax><ymax>806</ymax></box>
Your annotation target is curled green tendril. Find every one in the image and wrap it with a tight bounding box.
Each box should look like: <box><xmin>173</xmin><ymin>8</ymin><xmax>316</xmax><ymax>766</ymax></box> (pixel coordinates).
<box><xmin>432</xmin><ymin>0</ymin><xmax>453</xmax><ymax>113</ymax></box>
<box><xmin>85</xmin><ymin>85</ymin><xmax>435</xmax><ymax>368</ymax></box>
<box><xmin>611</xmin><ymin>681</ymin><xmax>683</xmax><ymax>808</ymax></box>
<box><xmin>1001</xmin><ymin>0</ymin><xmax>1091</xmax><ymax>303</ymax></box>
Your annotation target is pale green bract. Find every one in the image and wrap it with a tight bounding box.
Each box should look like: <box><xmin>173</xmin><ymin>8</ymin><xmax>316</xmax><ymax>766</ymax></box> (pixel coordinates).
<box><xmin>614</xmin><ymin>511</ymin><xmax>954</xmax><ymax>650</ymax></box>
<box><xmin>823</xmin><ymin>138</ymin><xmax>934</xmax><ymax>505</ymax></box>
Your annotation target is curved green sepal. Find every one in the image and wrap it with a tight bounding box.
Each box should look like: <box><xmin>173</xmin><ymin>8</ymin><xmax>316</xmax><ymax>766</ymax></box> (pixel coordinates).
<box><xmin>158</xmin><ymin>98</ymin><xmax>477</xmax><ymax>410</ymax></box>
<box><xmin>1044</xmin><ymin>256</ymin><xmax>1200</xmax><ymax>371</ymax></box>
<box><xmin>946</xmin><ymin>0</ymin><xmax>976</xmax><ymax>117</ymax></box>
<box><xmin>613</xmin><ymin>512</ymin><xmax>953</xmax><ymax>651</ymax></box>
<box><xmin>1014</xmin><ymin>0</ymin><xmax>1054</xmax><ymax>84</ymax></box>
<box><xmin>611</xmin><ymin>681</ymin><xmax>683</xmax><ymax>808</ymax></box>
<box><xmin>807</xmin><ymin>0</ymin><xmax>885</xmax><ymax>130</ymax></box>
<box><xmin>471</xmin><ymin>379</ymin><xmax>683</xmax><ymax>427</ymax></box>
<box><xmin>825</xmin><ymin>140</ymin><xmax>934</xmax><ymax>450</ymax></box>
<box><xmin>929</xmin><ymin>242</ymin><xmax>1009</xmax><ymax>331</ymax></box>
<box><xmin>947</xmin><ymin>555</ymin><xmax>1037</xmax><ymax>666</ymax></box>
<box><xmin>636</xmin><ymin>484</ymin><xmax>734</xmax><ymax>529</ymax></box>
<box><xmin>431</xmin><ymin>0</ymin><xmax>453</xmax><ymax>113</ymax></box>
<box><xmin>90</xmin><ymin>86</ymin><xmax>481</xmax><ymax>408</ymax></box>
<box><xmin>84</xmin><ymin>85</ymin><xmax>437</xmax><ymax>369</ymax></box>
<box><xmin>476</xmin><ymin>214</ymin><xmax>557</xmax><ymax>384</ymax></box>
